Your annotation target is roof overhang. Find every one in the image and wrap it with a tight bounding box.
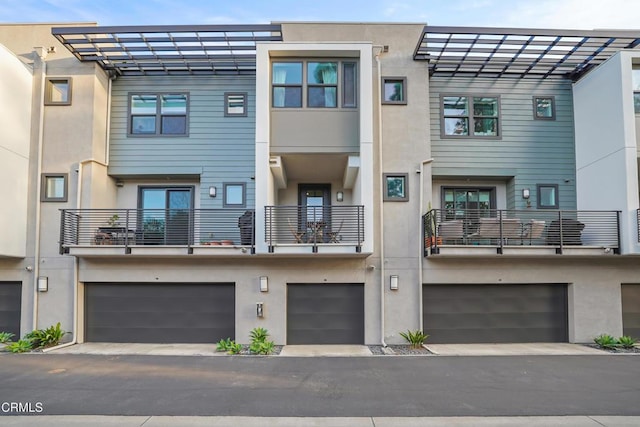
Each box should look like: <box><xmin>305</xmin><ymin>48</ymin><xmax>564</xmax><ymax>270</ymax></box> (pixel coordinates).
<box><xmin>51</xmin><ymin>24</ymin><xmax>283</xmax><ymax>76</ymax></box>
<box><xmin>414</xmin><ymin>26</ymin><xmax>640</xmax><ymax>80</ymax></box>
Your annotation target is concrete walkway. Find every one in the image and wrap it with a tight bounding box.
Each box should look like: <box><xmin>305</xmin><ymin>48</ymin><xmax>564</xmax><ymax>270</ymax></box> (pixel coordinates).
<box><xmin>2</xmin><ymin>415</ymin><xmax>640</xmax><ymax>426</ymax></box>
<box><xmin>48</xmin><ymin>342</ymin><xmax>611</xmax><ymax>357</ymax></box>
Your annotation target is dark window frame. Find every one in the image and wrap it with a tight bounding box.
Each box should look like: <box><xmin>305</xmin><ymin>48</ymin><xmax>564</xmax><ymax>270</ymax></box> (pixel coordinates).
<box><xmin>536</xmin><ymin>184</ymin><xmax>559</xmax><ymax>209</ymax></box>
<box><xmin>440</xmin><ymin>94</ymin><xmax>501</xmax><ymax>139</ymax></box>
<box><xmin>383</xmin><ymin>173</ymin><xmax>409</xmax><ymax>202</ymax></box>
<box><xmin>223</xmin><ymin>182</ymin><xmax>246</xmax><ymax>208</ymax></box>
<box><xmin>224</xmin><ymin>92</ymin><xmax>248</xmax><ymax>117</ymax></box>
<box><xmin>533</xmin><ymin>96</ymin><xmax>556</xmax><ymax>120</ymax></box>
<box><xmin>44</xmin><ymin>77</ymin><xmax>72</xmax><ymax>106</ymax></box>
<box><xmin>41</xmin><ymin>173</ymin><xmax>68</xmax><ymax>202</ymax></box>
<box><xmin>381</xmin><ymin>76</ymin><xmax>407</xmax><ymax>105</ymax></box>
<box><xmin>128</xmin><ymin>92</ymin><xmax>189</xmax><ymax>137</ymax></box>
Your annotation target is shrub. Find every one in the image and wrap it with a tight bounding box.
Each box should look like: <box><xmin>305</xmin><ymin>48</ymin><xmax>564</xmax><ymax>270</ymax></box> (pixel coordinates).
<box><xmin>399</xmin><ymin>330</ymin><xmax>429</xmax><ymax>348</ymax></box>
<box><xmin>618</xmin><ymin>336</ymin><xmax>637</xmax><ymax>349</ymax></box>
<box><xmin>216</xmin><ymin>337</ymin><xmax>243</xmax><ymax>354</ymax></box>
<box><xmin>6</xmin><ymin>340</ymin><xmax>33</xmax><ymax>353</ymax></box>
<box><xmin>26</xmin><ymin>323</ymin><xmax>67</xmax><ymax>349</ymax></box>
<box><xmin>249</xmin><ymin>327</ymin><xmax>275</xmax><ymax>355</ymax></box>
<box><xmin>593</xmin><ymin>334</ymin><xmax>619</xmax><ymax>349</ymax></box>
<box><xmin>0</xmin><ymin>331</ymin><xmax>15</xmax><ymax>343</ymax></box>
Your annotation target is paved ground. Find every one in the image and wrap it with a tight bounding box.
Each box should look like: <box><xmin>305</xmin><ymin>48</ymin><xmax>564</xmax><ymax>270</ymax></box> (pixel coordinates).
<box><xmin>0</xmin><ymin>352</ymin><xmax>638</xmax><ymax>417</ymax></box>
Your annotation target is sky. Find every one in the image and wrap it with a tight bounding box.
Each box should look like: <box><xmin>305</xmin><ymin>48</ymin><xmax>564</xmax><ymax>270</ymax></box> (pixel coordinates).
<box><xmin>1</xmin><ymin>0</ymin><xmax>640</xmax><ymax>30</ymax></box>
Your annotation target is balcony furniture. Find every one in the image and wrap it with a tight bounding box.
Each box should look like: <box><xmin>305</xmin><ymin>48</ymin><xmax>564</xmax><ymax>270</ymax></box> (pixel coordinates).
<box><xmin>327</xmin><ymin>220</ymin><xmax>345</xmax><ymax>243</ymax></box>
<box><xmin>287</xmin><ymin>219</ymin><xmax>306</xmax><ymax>243</ymax></box>
<box><xmin>546</xmin><ymin>219</ymin><xmax>585</xmax><ymax>246</ymax></box>
<box><xmin>468</xmin><ymin>218</ymin><xmax>522</xmax><ymax>244</ymax></box>
<box><xmin>237</xmin><ymin>210</ymin><xmax>255</xmax><ymax>245</ymax></box>
<box><xmin>306</xmin><ymin>220</ymin><xmax>326</xmax><ymax>243</ymax></box>
<box><xmin>438</xmin><ymin>219</ymin><xmax>465</xmax><ymax>244</ymax></box>
<box><xmin>95</xmin><ymin>227</ymin><xmax>135</xmax><ymax>245</ymax></box>
<box><xmin>521</xmin><ymin>219</ymin><xmax>546</xmax><ymax>245</ymax></box>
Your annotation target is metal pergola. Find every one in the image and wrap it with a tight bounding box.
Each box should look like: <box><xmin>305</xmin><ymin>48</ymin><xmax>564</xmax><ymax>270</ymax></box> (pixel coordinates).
<box><xmin>414</xmin><ymin>26</ymin><xmax>640</xmax><ymax>80</ymax></box>
<box><xmin>52</xmin><ymin>24</ymin><xmax>283</xmax><ymax>76</ymax></box>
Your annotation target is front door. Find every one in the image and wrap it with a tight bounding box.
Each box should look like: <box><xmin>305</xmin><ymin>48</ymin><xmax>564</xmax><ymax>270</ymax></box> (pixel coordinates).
<box><xmin>299</xmin><ymin>184</ymin><xmax>331</xmax><ymax>240</ymax></box>
<box><xmin>139</xmin><ymin>187</ymin><xmax>193</xmax><ymax>244</ymax></box>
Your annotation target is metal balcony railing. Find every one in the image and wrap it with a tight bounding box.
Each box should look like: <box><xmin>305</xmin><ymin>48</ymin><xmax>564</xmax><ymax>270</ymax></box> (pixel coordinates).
<box><xmin>60</xmin><ymin>208</ymin><xmax>255</xmax><ymax>254</ymax></box>
<box><xmin>637</xmin><ymin>209</ymin><xmax>640</xmax><ymax>243</ymax></box>
<box><xmin>423</xmin><ymin>209</ymin><xmax>620</xmax><ymax>256</ymax></box>
<box><xmin>265</xmin><ymin>205</ymin><xmax>364</xmax><ymax>253</ymax></box>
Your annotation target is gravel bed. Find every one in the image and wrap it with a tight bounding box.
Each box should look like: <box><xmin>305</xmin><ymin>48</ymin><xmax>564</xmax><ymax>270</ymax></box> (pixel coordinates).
<box><xmin>584</xmin><ymin>344</ymin><xmax>640</xmax><ymax>354</ymax></box>
<box><xmin>369</xmin><ymin>345</ymin><xmax>433</xmax><ymax>355</ymax></box>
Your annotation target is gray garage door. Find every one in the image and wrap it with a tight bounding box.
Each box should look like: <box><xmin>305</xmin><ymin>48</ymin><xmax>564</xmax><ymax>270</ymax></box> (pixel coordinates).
<box><xmin>622</xmin><ymin>284</ymin><xmax>640</xmax><ymax>339</ymax></box>
<box><xmin>0</xmin><ymin>282</ymin><xmax>21</xmax><ymax>337</ymax></box>
<box><xmin>423</xmin><ymin>284</ymin><xmax>568</xmax><ymax>343</ymax></box>
<box><xmin>287</xmin><ymin>283</ymin><xmax>364</xmax><ymax>344</ymax></box>
<box><xmin>85</xmin><ymin>283</ymin><xmax>234</xmax><ymax>343</ymax></box>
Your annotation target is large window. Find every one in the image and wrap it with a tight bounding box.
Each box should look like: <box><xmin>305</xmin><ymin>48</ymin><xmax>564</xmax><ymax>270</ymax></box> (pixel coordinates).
<box><xmin>442</xmin><ymin>95</ymin><xmax>500</xmax><ymax>138</ymax></box>
<box><xmin>633</xmin><ymin>69</ymin><xmax>640</xmax><ymax>114</ymax></box>
<box><xmin>272</xmin><ymin>60</ymin><xmax>357</xmax><ymax>109</ymax></box>
<box><xmin>129</xmin><ymin>93</ymin><xmax>188</xmax><ymax>136</ymax></box>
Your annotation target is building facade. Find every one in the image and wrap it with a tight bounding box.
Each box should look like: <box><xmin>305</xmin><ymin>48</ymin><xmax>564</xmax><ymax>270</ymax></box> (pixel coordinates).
<box><xmin>0</xmin><ymin>21</ymin><xmax>638</xmax><ymax>346</ymax></box>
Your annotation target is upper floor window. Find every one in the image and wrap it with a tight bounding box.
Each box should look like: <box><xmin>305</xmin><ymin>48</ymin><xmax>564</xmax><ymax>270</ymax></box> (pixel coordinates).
<box><xmin>382</xmin><ymin>77</ymin><xmax>407</xmax><ymax>105</ymax></box>
<box><xmin>534</xmin><ymin>96</ymin><xmax>555</xmax><ymax>120</ymax></box>
<box><xmin>45</xmin><ymin>78</ymin><xmax>71</xmax><ymax>105</ymax></box>
<box><xmin>225</xmin><ymin>92</ymin><xmax>247</xmax><ymax>117</ymax></box>
<box><xmin>129</xmin><ymin>93</ymin><xmax>188</xmax><ymax>136</ymax></box>
<box><xmin>41</xmin><ymin>173</ymin><xmax>68</xmax><ymax>202</ymax></box>
<box><xmin>633</xmin><ymin>69</ymin><xmax>640</xmax><ymax>114</ymax></box>
<box><xmin>442</xmin><ymin>95</ymin><xmax>500</xmax><ymax>138</ymax></box>
<box><xmin>272</xmin><ymin>60</ymin><xmax>357</xmax><ymax>109</ymax></box>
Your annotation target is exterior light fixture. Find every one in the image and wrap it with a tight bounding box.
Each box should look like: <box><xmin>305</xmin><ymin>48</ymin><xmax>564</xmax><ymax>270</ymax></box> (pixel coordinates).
<box><xmin>259</xmin><ymin>276</ymin><xmax>268</xmax><ymax>292</ymax></box>
<box><xmin>209</xmin><ymin>186</ymin><xmax>217</xmax><ymax>197</ymax></box>
<box><xmin>37</xmin><ymin>276</ymin><xmax>48</xmax><ymax>292</ymax></box>
<box><xmin>256</xmin><ymin>302</ymin><xmax>264</xmax><ymax>317</ymax></box>
<box><xmin>336</xmin><ymin>191</ymin><xmax>344</xmax><ymax>202</ymax></box>
<box><xmin>390</xmin><ymin>275</ymin><xmax>399</xmax><ymax>290</ymax></box>
<box><xmin>522</xmin><ymin>188</ymin><xmax>530</xmax><ymax>199</ymax></box>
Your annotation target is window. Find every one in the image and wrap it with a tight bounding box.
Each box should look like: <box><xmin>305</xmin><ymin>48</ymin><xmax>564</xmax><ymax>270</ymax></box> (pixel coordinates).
<box><xmin>223</xmin><ymin>183</ymin><xmax>245</xmax><ymax>207</ymax></box>
<box><xmin>225</xmin><ymin>92</ymin><xmax>247</xmax><ymax>117</ymax></box>
<box><xmin>442</xmin><ymin>95</ymin><xmax>500</xmax><ymax>138</ymax></box>
<box><xmin>633</xmin><ymin>69</ymin><xmax>640</xmax><ymax>114</ymax></box>
<box><xmin>537</xmin><ymin>184</ymin><xmax>559</xmax><ymax>209</ymax></box>
<box><xmin>382</xmin><ymin>77</ymin><xmax>406</xmax><ymax>105</ymax></box>
<box><xmin>129</xmin><ymin>93</ymin><xmax>188</xmax><ymax>136</ymax></box>
<box><xmin>45</xmin><ymin>78</ymin><xmax>71</xmax><ymax>105</ymax></box>
<box><xmin>272</xmin><ymin>60</ymin><xmax>357</xmax><ymax>108</ymax></box>
<box><xmin>383</xmin><ymin>174</ymin><xmax>408</xmax><ymax>201</ymax></box>
<box><xmin>534</xmin><ymin>96</ymin><xmax>555</xmax><ymax>120</ymax></box>
<box><xmin>41</xmin><ymin>173</ymin><xmax>68</xmax><ymax>202</ymax></box>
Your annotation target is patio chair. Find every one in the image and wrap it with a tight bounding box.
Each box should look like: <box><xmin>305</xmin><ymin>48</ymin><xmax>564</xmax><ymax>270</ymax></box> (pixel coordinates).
<box><xmin>521</xmin><ymin>219</ymin><xmax>546</xmax><ymax>245</ymax></box>
<box><xmin>438</xmin><ymin>219</ymin><xmax>465</xmax><ymax>244</ymax></box>
<box><xmin>287</xmin><ymin>219</ymin><xmax>306</xmax><ymax>243</ymax></box>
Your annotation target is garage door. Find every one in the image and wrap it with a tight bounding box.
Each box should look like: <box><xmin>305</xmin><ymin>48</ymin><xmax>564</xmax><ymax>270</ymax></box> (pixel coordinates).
<box><xmin>423</xmin><ymin>284</ymin><xmax>568</xmax><ymax>343</ymax></box>
<box><xmin>85</xmin><ymin>283</ymin><xmax>234</xmax><ymax>343</ymax></box>
<box><xmin>622</xmin><ymin>284</ymin><xmax>640</xmax><ymax>339</ymax></box>
<box><xmin>287</xmin><ymin>283</ymin><xmax>364</xmax><ymax>344</ymax></box>
<box><xmin>0</xmin><ymin>282</ymin><xmax>21</xmax><ymax>337</ymax></box>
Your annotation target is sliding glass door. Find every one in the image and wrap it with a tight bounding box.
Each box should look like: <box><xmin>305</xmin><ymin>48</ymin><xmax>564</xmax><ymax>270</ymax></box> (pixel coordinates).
<box><xmin>139</xmin><ymin>187</ymin><xmax>193</xmax><ymax>245</ymax></box>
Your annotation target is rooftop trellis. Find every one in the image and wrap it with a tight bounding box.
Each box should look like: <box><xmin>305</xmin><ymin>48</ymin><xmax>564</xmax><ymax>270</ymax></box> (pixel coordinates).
<box><xmin>52</xmin><ymin>24</ymin><xmax>283</xmax><ymax>76</ymax></box>
<box><xmin>414</xmin><ymin>26</ymin><xmax>640</xmax><ymax>80</ymax></box>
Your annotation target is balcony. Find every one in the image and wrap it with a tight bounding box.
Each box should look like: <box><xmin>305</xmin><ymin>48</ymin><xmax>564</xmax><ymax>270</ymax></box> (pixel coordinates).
<box><xmin>60</xmin><ymin>208</ymin><xmax>255</xmax><ymax>257</ymax></box>
<box><xmin>637</xmin><ymin>208</ymin><xmax>640</xmax><ymax>243</ymax></box>
<box><xmin>423</xmin><ymin>209</ymin><xmax>620</xmax><ymax>256</ymax></box>
<box><xmin>264</xmin><ymin>205</ymin><xmax>364</xmax><ymax>255</ymax></box>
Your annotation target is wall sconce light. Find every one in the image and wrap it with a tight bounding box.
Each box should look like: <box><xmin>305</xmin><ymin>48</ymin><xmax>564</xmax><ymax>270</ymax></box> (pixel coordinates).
<box><xmin>37</xmin><ymin>276</ymin><xmax>48</xmax><ymax>292</ymax></box>
<box><xmin>256</xmin><ymin>302</ymin><xmax>264</xmax><ymax>318</ymax></box>
<box><xmin>115</xmin><ymin>180</ymin><xmax>124</xmax><ymax>187</ymax></box>
<box><xmin>336</xmin><ymin>191</ymin><xmax>344</xmax><ymax>202</ymax></box>
<box><xmin>259</xmin><ymin>276</ymin><xmax>268</xmax><ymax>292</ymax></box>
<box><xmin>522</xmin><ymin>188</ymin><xmax>530</xmax><ymax>199</ymax></box>
<box><xmin>390</xmin><ymin>275</ymin><xmax>399</xmax><ymax>290</ymax></box>
<box><xmin>209</xmin><ymin>186</ymin><xmax>217</xmax><ymax>197</ymax></box>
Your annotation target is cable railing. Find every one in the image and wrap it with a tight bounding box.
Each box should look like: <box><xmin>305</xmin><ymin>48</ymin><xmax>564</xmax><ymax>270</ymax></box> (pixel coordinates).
<box><xmin>265</xmin><ymin>205</ymin><xmax>364</xmax><ymax>253</ymax></box>
<box><xmin>60</xmin><ymin>208</ymin><xmax>255</xmax><ymax>254</ymax></box>
<box><xmin>423</xmin><ymin>208</ymin><xmax>620</xmax><ymax>255</ymax></box>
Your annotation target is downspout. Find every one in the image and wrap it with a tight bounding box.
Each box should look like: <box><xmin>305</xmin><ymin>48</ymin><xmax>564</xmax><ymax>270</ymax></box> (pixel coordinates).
<box><xmin>46</xmin><ymin>74</ymin><xmax>113</xmax><ymax>352</ymax></box>
<box><xmin>374</xmin><ymin>46</ymin><xmax>387</xmax><ymax>347</ymax></box>
<box><xmin>32</xmin><ymin>48</ymin><xmax>47</xmax><ymax>331</ymax></box>
<box><xmin>418</xmin><ymin>158</ymin><xmax>434</xmax><ymax>331</ymax></box>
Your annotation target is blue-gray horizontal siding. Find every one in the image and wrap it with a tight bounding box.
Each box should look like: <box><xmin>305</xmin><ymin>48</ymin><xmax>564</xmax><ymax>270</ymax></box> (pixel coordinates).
<box><xmin>430</xmin><ymin>77</ymin><xmax>576</xmax><ymax>210</ymax></box>
<box><xmin>109</xmin><ymin>76</ymin><xmax>256</xmax><ymax>209</ymax></box>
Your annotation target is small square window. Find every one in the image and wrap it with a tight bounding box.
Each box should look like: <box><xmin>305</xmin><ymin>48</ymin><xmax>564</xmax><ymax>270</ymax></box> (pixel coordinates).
<box><xmin>534</xmin><ymin>96</ymin><xmax>555</xmax><ymax>120</ymax></box>
<box><xmin>382</xmin><ymin>77</ymin><xmax>407</xmax><ymax>105</ymax></box>
<box><xmin>223</xmin><ymin>183</ymin><xmax>245</xmax><ymax>207</ymax></box>
<box><xmin>383</xmin><ymin>173</ymin><xmax>409</xmax><ymax>202</ymax></box>
<box><xmin>41</xmin><ymin>173</ymin><xmax>68</xmax><ymax>202</ymax></box>
<box><xmin>45</xmin><ymin>78</ymin><xmax>71</xmax><ymax>105</ymax></box>
<box><xmin>537</xmin><ymin>184</ymin><xmax>559</xmax><ymax>209</ymax></box>
<box><xmin>225</xmin><ymin>93</ymin><xmax>248</xmax><ymax>117</ymax></box>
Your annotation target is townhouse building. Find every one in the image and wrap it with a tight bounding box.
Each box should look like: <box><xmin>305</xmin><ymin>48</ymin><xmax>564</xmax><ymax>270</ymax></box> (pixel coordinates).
<box><xmin>0</xmin><ymin>21</ymin><xmax>638</xmax><ymax>346</ymax></box>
